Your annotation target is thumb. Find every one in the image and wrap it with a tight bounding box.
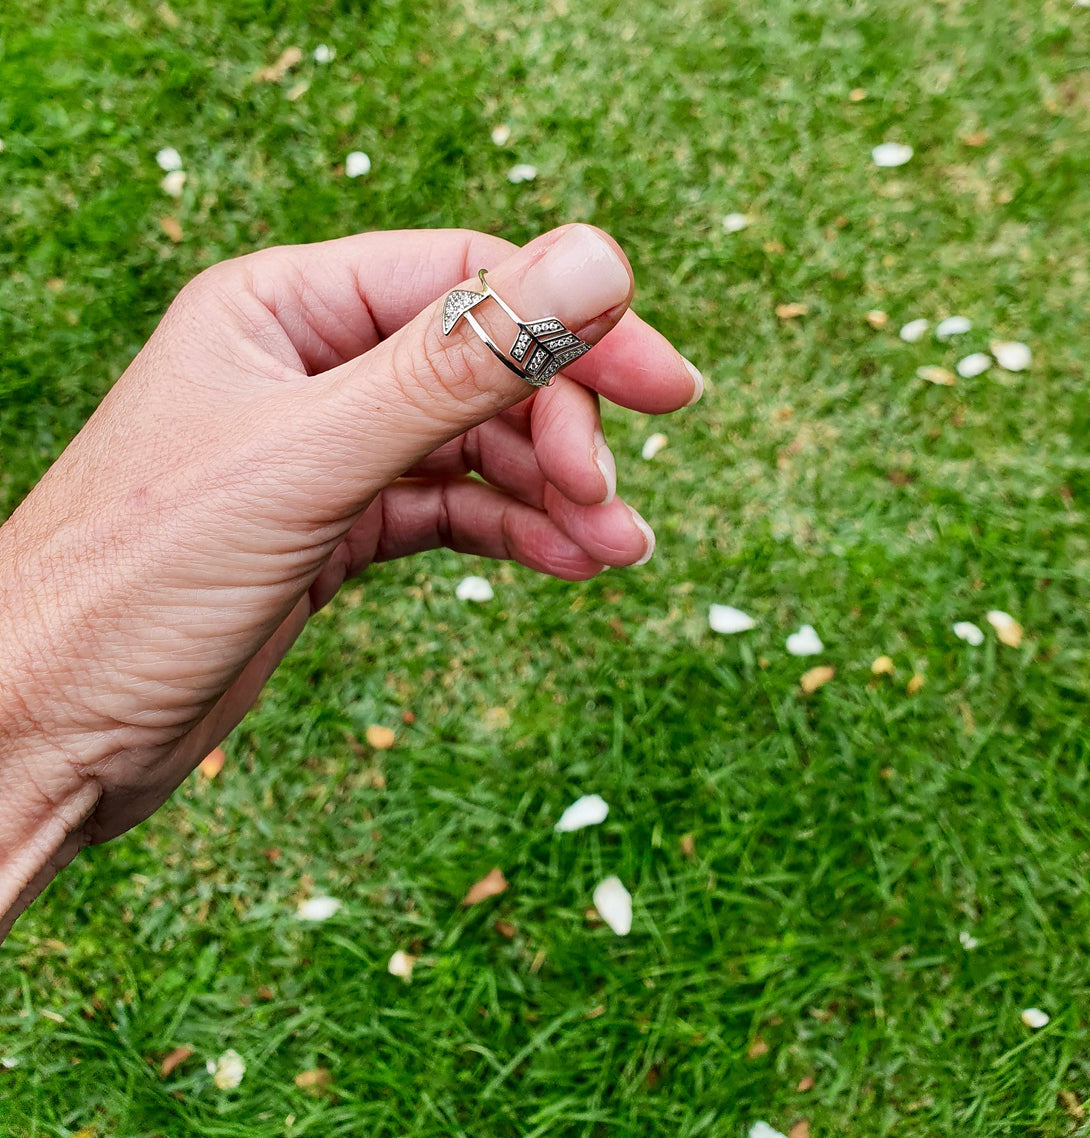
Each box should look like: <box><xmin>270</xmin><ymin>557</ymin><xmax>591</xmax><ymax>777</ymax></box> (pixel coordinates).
<box><xmin>306</xmin><ymin>223</ymin><xmax>633</xmax><ymax>500</ymax></box>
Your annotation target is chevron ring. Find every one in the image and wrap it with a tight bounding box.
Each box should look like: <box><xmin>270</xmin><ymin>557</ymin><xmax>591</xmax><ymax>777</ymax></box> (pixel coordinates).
<box><xmin>441</xmin><ymin>270</ymin><xmax>591</xmax><ymax>387</ymax></box>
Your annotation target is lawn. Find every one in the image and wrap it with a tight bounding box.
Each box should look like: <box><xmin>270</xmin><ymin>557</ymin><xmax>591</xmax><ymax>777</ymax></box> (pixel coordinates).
<box><xmin>2</xmin><ymin>0</ymin><xmax>1089</xmax><ymax>1134</ymax></box>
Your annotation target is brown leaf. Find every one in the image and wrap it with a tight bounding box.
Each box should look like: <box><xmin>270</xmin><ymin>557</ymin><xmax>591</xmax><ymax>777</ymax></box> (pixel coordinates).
<box><xmin>159</xmin><ymin>216</ymin><xmax>184</xmax><ymax>244</ymax></box>
<box><xmin>254</xmin><ymin>46</ymin><xmax>303</xmax><ymax>83</ymax></box>
<box><xmin>800</xmin><ymin>665</ymin><xmax>836</xmax><ymax>694</ymax></box>
<box><xmin>906</xmin><ymin>673</ymin><xmax>925</xmax><ymax>695</ymax></box>
<box><xmin>789</xmin><ymin>1121</ymin><xmax>810</xmax><ymax>1138</ymax></box>
<box><xmin>365</xmin><ymin>724</ymin><xmax>395</xmax><ymax>750</ymax></box>
<box><xmin>401</xmin><ymin>709</ymin><xmax>416</xmax><ymax>724</ymax></box>
<box><xmin>199</xmin><ymin>747</ymin><xmax>225</xmax><ymax>778</ymax></box>
<box><xmin>462</xmin><ymin>867</ymin><xmax>508</xmax><ymax>907</ymax></box>
<box><xmin>257</xmin><ymin>985</ymin><xmax>275</xmax><ymax>1001</ymax></box>
<box><xmin>493</xmin><ymin>919</ymin><xmax>516</xmax><ymax>940</ymax></box>
<box><xmin>1060</xmin><ymin>1089</ymin><xmax>1085</xmax><ymax>1121</ymax></box>
<box><xmin>776</xmin><ymin>302</ymin><xmax>809</xmax><ymax>320</ymax></box>
<box><xmin>746</xmin><ymin>1034</ymin><xmax>769</xmax><ymax>1058</ymax></box>
<box><xmin>917</xmin><ymin>365</ymin><xmax>956</xmax><ymax>386</ymax></box>
<box><xmin>797</xmin><ymin>1074</ymin><xmax>815</xmax><ymax>1092</ymax></box>
<box><xmin>294</xmin><ymin>1067</ymin><xmax>332</xmax><ymax>1090</ymax></box>
<box><xmin>679</xmin><ymin>833</ymin><xmax>696</xmax><ymax>860</ymax></box>
<box><xmin>962</xmin><ymin>130</ymin><xmax>989</xmax><ymax>147</ymax></box>
<box><xmin>159</xmin><ymin>1046</ymin><xmax>193</xmax><ymax>1078</ymax></box>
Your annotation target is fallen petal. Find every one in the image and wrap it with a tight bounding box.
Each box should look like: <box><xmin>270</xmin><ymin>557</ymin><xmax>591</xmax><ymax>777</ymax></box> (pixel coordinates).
<box><xmin>865</xmin><ymin>310</ymin><xmax>889</xmax><ymax>329</ymax></box>
<box><xmin>986</xmin><ymin>609</ymin><xmax>1023</xmax><ymax>647</ymax></box>
<box><xmin>800</xmin><ymin>665</ymin><xmax>836</xmax><ymax>693</ymax></box>
<box><xmin>490</xmin><ymin>123</ymin><xmax>511</xmax><ymax>146</ymax></box>
<box><xmin>991</xmin><ymin>340</ymin><xmax>1031</xmax><ymax>371</ymax></box>
<box><xmin>871</xmin><ymin>655</ymin><xmax>895</xmax><ymax>675</ymax></box>
<box><xmin>211</xmin><ymin>1049</ymin><xmax>245</xmax><ymax>1090</ymax></box>
<box><xmin>592</xmin><ymin>876</ymin><xmax>633</xmax><ymax>935</ymax></box>
<box><xmin>953</xmin><ymin>621</ymin><xmax>984</xmax><ymax>646</ymax></box>
<box><xmin>555</xmin><ymin>793</ymin><xmax>610</xmax><ymax>832</ymax></box>
<box><xmin>959</xmin><ymin>930</ymin><xmax>979</xmax><ymax>950</ymax></box>
<box><xmin>160</xmin><ymin>170</ymin><xmax>187</xmax><ymax>197</ymax></box>
<box><xmin>722</xmin><ymin>212</ymin><xmax>749</xmax><ymax>233</ymax></box>
<box><xmin>345</xmin><ymin>151</ymin><xmax>371</xmax><ymax>178</ymax></box>
<box><xmin>313</xmin><ymin>44</ymin><xmax>335</xmax><ymax>63</ymax></box>
<box><xmin>956</xmin><ymin>353</ymin><xmax>991</xmax><ymax>378</ymax></box>
<box><xmin>749</xmin><ymin>1124</ymin><xmax>788</xmax><ymax>1138</ymax></box>
<box><xmin>463</xmin><ymin>867</ymin><xmax>508</xmax><ymax>906</ymax></box>
<box><xmin>295</xmin><ymin>1067</ymin><xmax>332</xmax><ymax>1090</ymax></box>
<box><xmin>296</xmin><ymin>896</ymin><xmax>342</xmax><ymax>921</ymax></box>
<box><xmin>365</xmin><ymin>724</ymin><xmax>396</xmax><ymax>750</ymax></box>
<box><xmin>1021</xmin><ymin>1007</ymin><xmax>1050</xmax><ymax>1029</ymax></box>
<box><xmin>871</xmin><ymin>142</ymin><xmax>913</xmax><ymax>167</ymax></box>
<box><xmin>507</xmin><ymin>163</ymin><xmax>537</xmax><ymax>183</ymax></box>
<box><xmin>786</xmin><ymin>624</ymin><xmax>823</xmax><ymax>656</ymax></box>
<box><xmin>158</xmin><ymin>216</ymin><xmax>183</xmax><ymax>244</ymax></box>
<box><xmin>789</xmin><ymin>1122</ymin><xmax>810</xmax><ymax>1138</ymax></box>
<box><xmin>935</xmin><ymin>315</ymin><xmax>972</xmax><ymax>340</ymax></box>
<box><xmin>456</xmin><ymin>575</ymin><xmax>494</xmax><ymax>602</ymax></box>
<box><xmin>775</xmin><ymin>302</ymin><xmax>809</xmax><ymax>320</ymax></box>
<box><xmin>906</xmin><ymin>672</ymin><xmax>925</xmax><ymax>695</ymax></box>
<box><xmin>709</xmin><ymin>604</ymin><xmax>756</xmax><ymax>634</ymax></box>
<box><xmin>155</xmin><ymin>146</ymin><xmax>182</xmax><ymax>172</ymax></box>
<box><xmin>916</xmin><ymin>365</ymin><xmax>956</xmax><ymax>386</ymax></box>
<box><xmin>387</xmin><ymin>950</ymin><xmax>416</xmax><ymax>981</ymax></box>
<box><xmin>641</xmin><ymin>432</ymin><xmax>669</xmax><ymax>460</ymax></box>
<box><xmin>899</xmin><ymin>318</ymin><xmax>929</xmax><ymax>342</ymax></box>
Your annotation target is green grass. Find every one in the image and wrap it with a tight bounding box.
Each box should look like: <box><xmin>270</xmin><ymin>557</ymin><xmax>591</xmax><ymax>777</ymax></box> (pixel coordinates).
<box><xmin>2</xmin><ymin>0</ymin><xmax>1090</xmax><ymax>1133</ymax></box>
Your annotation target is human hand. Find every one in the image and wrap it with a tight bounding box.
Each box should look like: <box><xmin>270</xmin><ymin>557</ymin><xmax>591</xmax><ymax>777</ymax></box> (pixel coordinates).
<box><xmin>0</xmin><ymin>223</ymin><xmax>701</xmax><ymax>931</ymax></box>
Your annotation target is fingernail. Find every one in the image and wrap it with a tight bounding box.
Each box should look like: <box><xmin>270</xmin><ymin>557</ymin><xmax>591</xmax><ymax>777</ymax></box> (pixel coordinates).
<box><xmin>537</xmin><ymin>225</ymin><xmax>631</xmax><ymax>322</ymax></box>
<box><xmin>683</xmin><ymin>357</ymin><xmax>705</xmax><ymax>406</ymax></box>
<box><xmin>593</xmin><ymin>429</ymin><xmax>617</xmax><ymax>504</ymax></box>
<box><xmin>627</xmin><ymin>504</ymin><xmax>656</xmax><ymax>566</ymax></box>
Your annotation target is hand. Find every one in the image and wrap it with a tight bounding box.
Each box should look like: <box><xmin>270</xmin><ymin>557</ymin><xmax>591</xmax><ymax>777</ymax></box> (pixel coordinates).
<box><xmin>0</xmin><ymin>223</ymin><xmax>701</xmax><ymax>932</ymax></box>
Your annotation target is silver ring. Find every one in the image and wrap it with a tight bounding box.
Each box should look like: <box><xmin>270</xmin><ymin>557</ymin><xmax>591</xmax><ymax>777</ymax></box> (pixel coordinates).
<box><xmin>441</xmin><ymin>270</ymin><xmax>591</xmax><ymax>388</ymax></box>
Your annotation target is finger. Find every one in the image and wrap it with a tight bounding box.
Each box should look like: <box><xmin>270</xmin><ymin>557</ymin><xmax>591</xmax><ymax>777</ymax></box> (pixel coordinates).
<box><xmin>544</xmin><ymin>484</ymin><xmax>656</xmax><ymax>568</ymax></box>
<box><xmin>530</xmin><ymin>377</ymin><xmax>616</xmax><ymax>506</ymax></box>
<box><xmin>370</xmin><ymin>478</ymin><xmax>604</xmax><ymax>581</ymax></box>
<box><xmin>562</xmin><ymin>308</ymin><xmax>705</xmax><ymax>414</ymax></box>
<box><xmin>288</xmin><ymin>224</ymin><xmax>635</xmax><ymax>522</ymax></box>
<box><xmin>401</xmin><ymin>417</ymin><xmax>547</xmax><ymax>509</ymax></box>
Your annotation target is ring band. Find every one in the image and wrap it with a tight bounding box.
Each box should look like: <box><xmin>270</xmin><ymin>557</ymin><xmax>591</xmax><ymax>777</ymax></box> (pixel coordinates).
<box><xmin>442</xmin><ymin>270</ymin><xmax>591</xmax><ymax>387</ymax></box>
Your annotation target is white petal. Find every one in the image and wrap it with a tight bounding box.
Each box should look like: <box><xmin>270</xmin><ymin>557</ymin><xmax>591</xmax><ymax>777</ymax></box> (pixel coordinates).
<box><xmin>953</xmin><ymin>621</ymin><xmax>984</xmax><ymax>646</ymax></box>
<box><xmin>899</xmin><ymin>318</ymin><xmax>929</xmax><ymax>343</ymax></box>
<box><xmin>991</xmin><ymin>340</ymin><xmax>1031</xmax><ymax>371</ymax></box>
<box><xmin>871</xmin><ymin>142</ymin><xmax>913</xmax><ymax>167</ymax></box>
<box><xmin>296</xmin><ymin>895</ymin><xmax>342</xmax><ymax>921</ymax></box>
<box><xmin>786</xmin><ymin>624</ymin><xmax>823</xmax><ymax>656</ymax></box>
<box><xmin>555</xmin><ymin>794</ymin><xmax>610</xmax><ymax>832</ymax></box>
<box><xmin>0</xmin><ymin>1056</ymin><xmax>19</xmax><ymax>1069</ymax></box>
<box><xmin>986</xmin><ymin>610</ymin><xmax>1016</xmax><ymax>634</ymax></box>
<box><xmin>641</xmin><ymin>432</ymin><xmax>669</xmax><ymax>460</ymax></box>
<box><xmin>490</xmin><ymin>124</ymin><xmax>511</xmax><ymax>146</ymax></box>
<box><xmin>507</xmin><ymin>163</ymin><xmax>538</xmax><ymax>183</ymax></box>
<box><xmin>593</xmin><ymin>876</ymin><xmax>632</xmax><ymax>935</ymax></box>
<box><xmin>156</xmin><ymin>146</ymin><xmax>183</xmax><ymax>172</ymax></box>
<box><xmin>456</xmin><ymin>575</ymin><xmax>494</xmax><ymax>602</ymax></box>
<box><xmin>708</xmin><ymin>604</ymin><xmax>757</xmax><ymax>634</ymax></box>
<box><xmin>749</xmin><ymin>1124</ymin><xmax>788</xmax><ymax>1138</ymax></box>
<box><xmin>722</xmin><ymin>212</ymin><xmax>749</xmax><ymax>233</ymax></box>
<box><xmin>1021</xmin><ymin>1008</ymin><xmax>1050</xmax><ymax>1029</ymax></box>
<box><xmin>160</xmin><ymin>170</ymin><xmax>187</xmax><ymax>197</ymax></box>
<box><xmin>956</xmin><ymin>352</ymin><xmax>991</xmax><ymax>378</ymax></box>
<box><xmin>387</xmin><ymin>950</ymin><xmax>416</xmax><ymax>980</ymax></box>
<box><xmin>935</xmin><ymin>315</ymin><xmax>972</xmax><ymax>340</ymax></box>
<box><xmin>313</xmin><ymin>44</ymin><xmax>335</xmax><ymax>63</ymax></box>
<box><xmin>959</xmin><ymin>930</ymin><xmax>979</xmax><ymax>950</ymax></box>
<box><xmin>212</xmin><ymin>1049</ymin><xmax>246</xmax><ymax>1090</ymax></box>
<box><xmin>345</xmin><ymin>151</ymin><xmax>371</xmax><ymax>178</ymax></box>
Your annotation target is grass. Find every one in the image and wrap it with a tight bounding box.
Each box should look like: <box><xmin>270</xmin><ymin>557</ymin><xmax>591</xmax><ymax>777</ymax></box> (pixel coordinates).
<box><xmin>2</xmin><ymin>0</ymin><xmax>1090</xmax><ymax>1133</ymax></box>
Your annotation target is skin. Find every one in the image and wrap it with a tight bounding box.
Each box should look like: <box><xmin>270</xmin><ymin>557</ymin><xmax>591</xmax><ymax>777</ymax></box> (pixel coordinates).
<box><xmin>0</xmin><ymin>223</ymin><xmax>701</xmax><ymax>939</ymax></box>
